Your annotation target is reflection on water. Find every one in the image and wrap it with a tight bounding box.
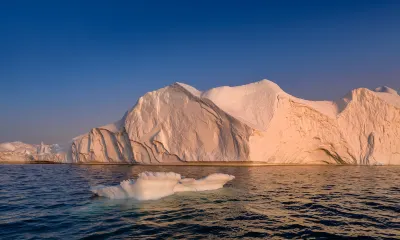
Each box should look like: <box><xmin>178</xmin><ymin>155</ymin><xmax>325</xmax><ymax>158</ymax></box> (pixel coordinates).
<box><xmin>0</xmin><ymin>164</ymin><xmax>399</xmax><ymax>239</ymax></box>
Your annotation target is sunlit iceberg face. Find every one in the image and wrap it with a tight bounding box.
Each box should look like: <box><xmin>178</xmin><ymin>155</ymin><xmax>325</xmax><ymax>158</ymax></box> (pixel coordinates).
<box><xmin>90</xmin><ymin>172</ymin><xmax>235</xmax><ymax>201</ymax></box>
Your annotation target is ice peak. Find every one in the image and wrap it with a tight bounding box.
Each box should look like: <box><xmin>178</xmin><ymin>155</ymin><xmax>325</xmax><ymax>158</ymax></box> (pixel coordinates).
<box><xmin>374</xmin><ymin>86</ymin><xmax>398</xmax><ymax>95</ymax></box>
<box><xmin>173</xmin><ymin>82</ymin><xmax>202</xmax><ymax>97</ymax></box>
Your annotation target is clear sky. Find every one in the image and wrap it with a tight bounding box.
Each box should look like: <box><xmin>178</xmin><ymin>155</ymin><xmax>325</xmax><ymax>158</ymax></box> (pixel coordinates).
<box><xmin>1</xmin><ymin>0</ymin><xmax>399</xmax><ymax>144</ymax></box>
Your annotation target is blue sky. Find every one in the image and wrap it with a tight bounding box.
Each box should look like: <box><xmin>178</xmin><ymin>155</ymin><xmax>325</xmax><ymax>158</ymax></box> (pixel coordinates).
<box><xmin>1</xmin><ymin>0</ymin><xmax>399</xmax><ymax>143</ymax></box>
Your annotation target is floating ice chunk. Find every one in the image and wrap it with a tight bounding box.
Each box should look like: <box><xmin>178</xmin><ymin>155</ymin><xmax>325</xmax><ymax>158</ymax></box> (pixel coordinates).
<box><xmin>90</xmin><ymin>172</ymin><xmax>234</xmax><ymax>201</ymax></box>
<box><xmin>137</xmin><ymin>171</ymin><xmax>181</xmax><ymax>180</ymax></box>
<box><xmin>174</xmin><ymin>173</ymin><xmax>235</xmax><ymax>192</ymax></box>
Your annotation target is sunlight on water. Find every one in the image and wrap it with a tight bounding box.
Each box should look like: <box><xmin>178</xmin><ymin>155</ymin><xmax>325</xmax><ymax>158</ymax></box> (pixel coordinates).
<box><xmin>0</xmin><ymin>164</ymin><xmax>399</xmax><ymax>239</ymax></box>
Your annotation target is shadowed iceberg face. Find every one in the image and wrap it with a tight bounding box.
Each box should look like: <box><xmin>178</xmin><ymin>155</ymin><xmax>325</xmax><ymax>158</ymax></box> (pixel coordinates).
<box><xmin>90</xmin><ymin>172</ymin><xmax>235</xmax><ymax>201</ymax></box>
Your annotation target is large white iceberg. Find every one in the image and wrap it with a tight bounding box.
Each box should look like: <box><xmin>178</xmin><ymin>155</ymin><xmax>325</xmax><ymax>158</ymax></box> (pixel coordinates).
<box><xmin>69</xmin><ymin>80</ymin><xmax>400</xmax><ymax>165</ymax></box>
<box><xmin>1</xmin><ymin>80</ymin><xmax>400</xmax><ymax>165</ymax></box>
<box><xmin>90</xmin><ymin>172</ymin><xmax>235</xmax><ymax>200</ymax></box>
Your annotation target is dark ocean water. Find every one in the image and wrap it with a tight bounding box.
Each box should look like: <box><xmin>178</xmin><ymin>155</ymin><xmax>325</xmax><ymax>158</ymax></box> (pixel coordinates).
<box><xmin>0</xmin><ymin>164</ymin><xmax>399</xmax><ymax>239</ymax></box>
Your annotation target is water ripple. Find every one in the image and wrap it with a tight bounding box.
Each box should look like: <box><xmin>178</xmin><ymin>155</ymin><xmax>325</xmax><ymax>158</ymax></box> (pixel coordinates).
<box><xmin>0</xmin><ymin>164</ymin><xmax>399</xmax><ymax>239</ymax></box>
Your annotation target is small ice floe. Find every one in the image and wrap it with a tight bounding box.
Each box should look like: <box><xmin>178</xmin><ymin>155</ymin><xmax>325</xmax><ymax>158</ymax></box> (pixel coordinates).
<box><xmin>90</xmin><ymin>171</ymin><xmax>235</xmax><ymax>201</ymax></box>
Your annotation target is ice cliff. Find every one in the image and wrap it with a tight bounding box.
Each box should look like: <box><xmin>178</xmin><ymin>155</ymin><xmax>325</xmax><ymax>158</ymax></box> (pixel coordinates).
<box><xmin>1</xmin><ymin>80</ymin><xmax>399</xmax><ymax>165</ymax></box>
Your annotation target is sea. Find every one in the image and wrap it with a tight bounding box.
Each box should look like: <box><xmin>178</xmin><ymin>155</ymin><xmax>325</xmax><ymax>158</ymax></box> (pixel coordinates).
<box><xmin>0</xmin><ymin>164</ymin><xmax>399</xmax><ymax>239</ymax></box>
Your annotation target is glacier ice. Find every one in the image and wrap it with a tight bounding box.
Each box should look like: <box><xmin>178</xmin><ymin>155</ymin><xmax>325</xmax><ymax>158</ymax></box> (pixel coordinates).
<box><xmin>68</xmin><ymin>80</ymin><xmax>400</xmax><ymax>165</ymax></box>
<box><xmin>1</xmin><ymin>80</ymin><xmax>400</xmax><ymax>165</ymax></box>
<box><xmin>90</xmin><ymin>172</ymin><xmax>235</xmax><ymax>200</ymax></box>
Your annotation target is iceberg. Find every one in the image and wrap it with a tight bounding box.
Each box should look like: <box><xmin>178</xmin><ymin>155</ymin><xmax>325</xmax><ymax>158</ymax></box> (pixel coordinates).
<box><xmin>69</xmin><ymin>80</ymin><xmax>400</xmax><ymax>165</ymax></box>
<box><xmin>90</xmin><ymin>172</ymin><xmax>235</xmax><ymax>200</ymax></box>
<box><xmin>0</xmin><ymin>141</ymin><xmax>66</xmax><ymax>163</ymax></box>
<box><xmin>1</xmin><ymin>80</ymin><xmax>400</xmax><ymax>165</ymax></box>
